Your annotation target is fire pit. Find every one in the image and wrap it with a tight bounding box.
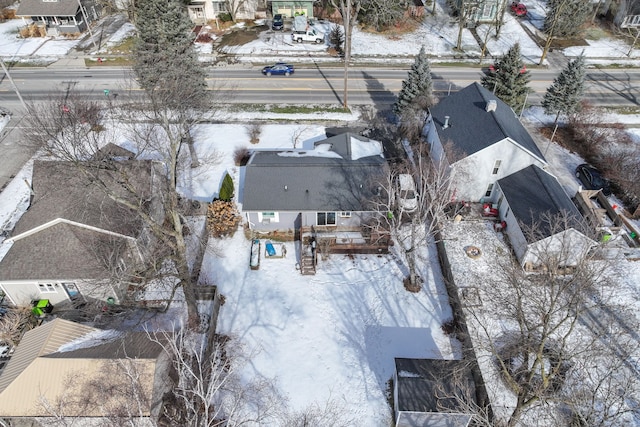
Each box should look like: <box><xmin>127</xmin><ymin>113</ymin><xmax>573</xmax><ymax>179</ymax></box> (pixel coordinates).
<box><xmin>465</xmin><ymin>245</ymin><xmax>482</xmax><ymax>259</ymax></box>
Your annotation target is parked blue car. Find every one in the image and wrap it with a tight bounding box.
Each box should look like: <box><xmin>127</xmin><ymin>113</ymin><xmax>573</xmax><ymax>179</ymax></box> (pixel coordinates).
<box><xmin>261</xmin><ymin>63</ymin><xmax>294</xmax><ymax>76</ymax></box>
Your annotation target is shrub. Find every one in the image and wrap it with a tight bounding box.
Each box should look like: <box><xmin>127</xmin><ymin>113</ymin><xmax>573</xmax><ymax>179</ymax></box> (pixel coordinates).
<box><xmin>218</xmin><ymin>12</ymin><xmax>232</xmax><ymax>22</ymax></box>
<box><xmin>246</xmin><ymin>122</ymin><xmax>262</xmax><ymax>144</ymax></box>
<box><xmin>207</xmin><ymin>200</ymin><xmax>241</xmax><ymax>237</ymax></box>
<box><xmin>196</xmin><ymin>32</ymin><xmax>213</xmax><ymax>43</ymax></box>
<box><xmin>233</xmin><ymin>147</ymin><xmax>251</xmax><ymax>166</ymax></box>
<box><xmin>219</xmin><ymin>173</ymin><xmax>235</xmax><ymax>202</ymax></box>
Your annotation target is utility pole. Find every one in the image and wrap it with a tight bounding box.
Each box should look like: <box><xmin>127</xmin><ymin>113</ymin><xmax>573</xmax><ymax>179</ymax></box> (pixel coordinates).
<box><xmin>0</xmin><ymin>58</ymin><xmax>28</xmax><ymax>112</ymax></box>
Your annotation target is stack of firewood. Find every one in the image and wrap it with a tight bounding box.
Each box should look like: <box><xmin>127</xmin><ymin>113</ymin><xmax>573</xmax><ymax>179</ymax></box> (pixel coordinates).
<box><xmin>207</xmin><ymin>200</ymin><xmax>241</xmax><ymax>237</ymax></box>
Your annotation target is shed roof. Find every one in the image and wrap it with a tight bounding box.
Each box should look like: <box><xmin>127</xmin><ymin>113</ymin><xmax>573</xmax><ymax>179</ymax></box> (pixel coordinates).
<box><xmin>16</xmin><ymin>0</ymin><xmax>80</xmax><ymax>17</ymax></box>
<box><xmin>242</xmin><ymin>133</ymin><xmax>387</xmax><ymax>212</ymax></box>
<box><xmin>395</xmin><ymin>358</ymin><xmax>476</xmax><ymax>414</ymax></box>
<box><xmin>498</xmin><ymin>165</ymin><xmax>584</xmax><ymax>241</ymax></box>
<box><xmin>430</xmin><ymin>82</ymin><xmax>544</xmax><ymax>162</ymax></box>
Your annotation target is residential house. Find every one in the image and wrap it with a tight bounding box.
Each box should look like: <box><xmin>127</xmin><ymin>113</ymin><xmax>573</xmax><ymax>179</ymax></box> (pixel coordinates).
<box><xmin>450</xmin><ymin>0</ymin><xmax>508</xmax><ymax>25</ymax></box>
<box><xmin>242</xmin><ymin>132</ymin><xmax>391</xmax><ymax>255</ymax></box>
<box><xmin>0</xmin><ymin>157</ymin><xmax>163</xmax><ymax>308</ymax></box>
<box><xmin>496</xmin><ymin>165</ymin><xmax>595</xmax><ymax>269</ymax></box>
<box><xmin>242</xmin><ymin>132</ymin><xmax>386</xmax><ymax>230</ymax></box>
<box><xmin>270</xmin><ymin>0</ymin><xmax>314</xmax><ymax>18</ymax></box>
<box><xmin>0</xmin><ymin>318</ymin><xmax>170</xmax><ymax>424</ymax></box>
<box><xmin>425</xmin><ymin>82</ymin><xmax>546</xmax><ymax>203</ymax></box>
<box><xmin>15</xmin><ymin>0</ymin><xmax>100</xmax><ymax>35</ymax></box>
<box><xmin>394</xmin><ymin>358</ymin><xmax>477</xmax><ymax>427</ymax></box>
<box><xmin>188</xmin><ymin>0</ymin><xmax>260</xmax><ymax>24</ymax></box>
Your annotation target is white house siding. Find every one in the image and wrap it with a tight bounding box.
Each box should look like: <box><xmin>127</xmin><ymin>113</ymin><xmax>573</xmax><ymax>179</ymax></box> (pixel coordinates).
<box><xmin>498</xmin><ymin>198</ymin><xmax>530</xmax><ymax>262</ymax></box>
<box><xmin>446</xmin><ymin>139</ymin><xmax>546</xmax><ymax>203</ymax></box>
<box><xmin>0</xmin><ymin>279</ymin><xmax>123</xmax><ymax>308</ymax></box>
<box><xmin>522</xmin><ymin>229</ymin><xmax>595</xmax><ymax>268</ymax></box>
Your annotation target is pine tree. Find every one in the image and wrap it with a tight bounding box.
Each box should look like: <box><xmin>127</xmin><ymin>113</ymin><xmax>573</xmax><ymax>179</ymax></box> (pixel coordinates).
<box><xmin>542</xmin><ymin>55</ymin><xmax>586</xmax><ymax>124</ymax></box>
<box><xmin>132</xmin><ymin>0</ymin><xmax>208</xmax><ymax>109</ymax></box>
<box><xmin>481</xmin><ymin>43</ymin><xmax>531</xmax><ymax>112</ymax></box>
<box><xmin>393</xmin><ymin>46</ymin><xmax>433</xmax><ymax>116</ymax></box>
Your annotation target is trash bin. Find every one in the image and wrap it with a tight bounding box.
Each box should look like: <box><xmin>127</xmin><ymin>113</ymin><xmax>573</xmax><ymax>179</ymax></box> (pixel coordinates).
<box><xmin>31</xmin><ymin>299</ymin><xmax>53</xmax><ymax>317</ymax></box>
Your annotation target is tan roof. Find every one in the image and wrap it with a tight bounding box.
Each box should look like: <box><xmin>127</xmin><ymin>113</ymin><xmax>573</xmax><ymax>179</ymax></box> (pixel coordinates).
<box><xmin>0</xmin><ymin>319</ymin><xmax>164</xmax><ymax>417</ymax></box>
<box><xmin>0</xmin><ymin>319</ymin><xmax>97</xmax><ymax>393</ymax></box>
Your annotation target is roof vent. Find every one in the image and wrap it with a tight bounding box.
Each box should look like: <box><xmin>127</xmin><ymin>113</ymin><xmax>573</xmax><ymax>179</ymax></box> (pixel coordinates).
<box><xmin>443</xmin><ymin>116</ymin><xmax>450</xmax><ymax>129</ymax></box>
<box><xmin>486</xmin><ymin>100</ymin><xmax>497</xmax><ymax>112</ymax></box>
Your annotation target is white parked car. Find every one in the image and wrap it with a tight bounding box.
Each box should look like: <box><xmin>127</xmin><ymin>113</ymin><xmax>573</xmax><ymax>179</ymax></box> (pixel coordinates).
<box><xmin>396</xmin><ymin>174</ymin><xmax>418</xmax><ymax>213</ymax></box>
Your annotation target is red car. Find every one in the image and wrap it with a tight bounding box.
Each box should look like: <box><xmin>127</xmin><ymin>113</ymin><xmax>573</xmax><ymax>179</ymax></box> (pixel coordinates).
<box><xmin>510</xmin><ymin>2</ymin><xmax>527</xmax><ymax>17</ymax></box>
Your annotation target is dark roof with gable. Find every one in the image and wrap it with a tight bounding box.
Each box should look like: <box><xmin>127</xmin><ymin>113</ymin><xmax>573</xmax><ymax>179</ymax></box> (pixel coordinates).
<box><xmin>12</xmin><ymin>160</ymin><xmax>153</xmax><ymax>238</ymax></box>
<box><xmin>430</xmin><ymin>82</ymin><xmax>544</xmax><ymax>161</ymax></box>
<box><xmin>498</xmin><ymin>165</ymin><xmax>584</xmax><ymax>242</ymax></box>
<box><xmin>45</xmin><ymin>331</ymin><xmax>165</xmax><ymax>360</ymax></box>
<box><xmin>395</xmin><ymin>358</ymin><xmax>476</xmax><ymax>414</ymax></box>
<box><xmin>0</xmin><ymin>221</ymin><xmax>133</xmax><ymax>281</ymax></box>
<box><xmin>16</xmin><ymin>0</ymin><xmax>81</xmax><ymax>17</ymax></box>
<box><xmin>242</xmin><ymin>133</ymin><xmax>387</xmax><ymax>212</ymax></box>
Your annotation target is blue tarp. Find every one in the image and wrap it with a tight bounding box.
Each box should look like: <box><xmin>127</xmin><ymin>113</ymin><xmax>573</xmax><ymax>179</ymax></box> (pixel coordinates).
<box><xmin>266</xmin><ymin>241</ymin><xmax>276</xmax><ymax>257</ymax></box>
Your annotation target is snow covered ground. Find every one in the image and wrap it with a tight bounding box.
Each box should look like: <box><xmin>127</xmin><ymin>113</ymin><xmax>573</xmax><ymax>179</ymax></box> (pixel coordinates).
<box><xmin>0</xmin><ymin>0</ymin><xmax>639</xmax><ymax>423</ymax></box>
<box><xmin>0</xmin><ymin>0</ymin><xmax>638</xmax><ymax>65</ymax></box>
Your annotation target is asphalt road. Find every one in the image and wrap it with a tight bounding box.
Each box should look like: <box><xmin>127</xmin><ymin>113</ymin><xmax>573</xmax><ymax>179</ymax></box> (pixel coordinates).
<box><xmin>1</xmin><ymin>66</ymin><xmax>639</xmax><ymax>107</ymax></box>
<box><xmin>0</xmin><ymin>64</ymin><xmax>639</xmax><ymax>195</ymax></box>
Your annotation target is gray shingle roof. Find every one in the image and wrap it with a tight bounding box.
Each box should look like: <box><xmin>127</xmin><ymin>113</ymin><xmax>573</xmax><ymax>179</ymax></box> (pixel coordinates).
<box><xmin>242</xmin><ymin>134</ymin><xmax>387</xmax><ymax>212</ymax></box>
<box><xmin>0</xmin><ymin>221</ymin><xmax>132</xmax><ymax>281</ymax></box>
<box><xmin>395</xmin><ymin>358</ymin><xmax>476</xmax><ymax>413</ymax></box>
<box><xmin>430</xmin><ymin>82</ymin><xmax>544</xmax><ymax>161</ymax></box>
<box><xmin>16</xmin><ymin>0</ymin><xmax>81</xmax><ymax>17</ymax></box>
<box><xmin>498</xmin><ymin>165</ymin><xmax>583</xmax><ymax>241</ymax></box>
<box><xmin>45</xmin><ymin>331</ymin><xmax>165</xmax><ymax>360</ymax></box>
<box><xmin>12</xmin><ymin>160</ymin><xmax>153</xmax><ymax>238</ymax></box>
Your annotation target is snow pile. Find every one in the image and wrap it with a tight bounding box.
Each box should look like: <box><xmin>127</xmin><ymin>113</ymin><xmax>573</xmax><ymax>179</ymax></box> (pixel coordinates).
<box><xmin>57</xmin><ymin>329</ymin><xmax>124</xmax><ymax>352</ymax></box>
<box><xmin>350</xmin><ymin>136</ymin><xmax>383</xmax><ymax>160</ymax></box>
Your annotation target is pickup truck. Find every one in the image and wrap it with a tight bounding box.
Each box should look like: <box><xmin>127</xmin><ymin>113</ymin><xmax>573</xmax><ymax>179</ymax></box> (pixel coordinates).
<box><xmin>291</xmin><ymin>29</ymin><xmax>325</xmax><ymax>44</ymax></box>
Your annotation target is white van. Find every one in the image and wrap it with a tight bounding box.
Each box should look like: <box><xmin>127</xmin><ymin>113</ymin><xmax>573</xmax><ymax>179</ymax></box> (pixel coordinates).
<box><xmin>397</xmin><ymin>174</ymin><xmax>418</xmax><ymax>213</ymax></box>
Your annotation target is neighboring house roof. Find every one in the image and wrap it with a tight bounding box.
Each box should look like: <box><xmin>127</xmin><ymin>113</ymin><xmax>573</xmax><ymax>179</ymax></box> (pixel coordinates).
<box><xmin>430</xmin><ymin>82</ymin><xmax>545</xmax><ymax>162</ymax></box>
<box><xmin>0</xmin><ymin>221</ymin><xmax>134</xmax><ymax>281</ymax></box>
<box><xmin>16</xmin><ymin>0</ymin><xmax>80</xmax><ymax>17</ymax></box>
<box><xmin>395</xmin><ymin>358</ymin><xmax>476</xmax><ymax>413</ymax></box>
<box><xmin>242</xmin><ymin>133</ymin><xmax>387</xmax><ymax>212</ymax></box>
<box><xmin>12</xmin><ymin>160</ymin><xmax>153</xmax><ymax>238</ymax></box>
<box><xmin>498</xmin><ymin>165</ymin><xmax>584</xmax><ymax>241</ymax></box>
<box><xmin>0</xmin><ymin>319</ymin><xmax>97</xmax><ymax>394</ymax></box>
<box><xmin>0</xmin><ymin>319</ymin><xmax>165</xmax><ymax>417</ymax></box>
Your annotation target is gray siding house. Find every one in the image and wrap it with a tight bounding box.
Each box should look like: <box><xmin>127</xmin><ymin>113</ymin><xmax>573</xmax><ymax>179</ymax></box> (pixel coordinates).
<box><xmin>242</xmin><ymin>133</ymin><xmax>387</xmax><ymax>233</ymax></box>
<box><xmin>0</xmin><ymin>159</ymin><xmax>162</xmax><ymax>308</ymax></box>
<box><xmin>425</xmin><ymin>82</ymin><xmax>546</xmax><ymax>203</ymax></box>
<box><xmin>16</xmin><ymin>0</ymin><xmax>100</xmax><ymax>35</ymax></box>
<box><xmin>496</xmin><ymin>165</ymin><xmax>595</xmax><ymax>269</ymax></box>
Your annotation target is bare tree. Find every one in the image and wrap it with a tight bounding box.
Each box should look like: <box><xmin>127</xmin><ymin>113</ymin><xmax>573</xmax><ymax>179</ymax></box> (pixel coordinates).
<box><xmin>329</xmin><ymin>0</ymin><xmax>362</xmax><ymax>109</ymax></box>
<box><xmin>149</xmin><ymin>325</ymin><xmax>278</xmax><ymax>426</ymax></box>
<box><xmin>451</xmin><ymin>0</ymin><xmax>485</xmax><ymax>51</ymax></box>
<box><xmin>369</xmin><ymin>136</ymin><xmax>456</xmax><ymax>290</ymax></box>
<box><xmin>460</xmin><ymin>211</ymin><xmax>624</xmax><ymax>426</ymax></box>
<box><xmin>0</xmin><ymin>307</ymin><xmax>33</xmax><ymax>348</ymax></box>
<box><xmin>22</xmin><ymin>89</ymin><xmax>215</xmax><ymax>326</ymax></box>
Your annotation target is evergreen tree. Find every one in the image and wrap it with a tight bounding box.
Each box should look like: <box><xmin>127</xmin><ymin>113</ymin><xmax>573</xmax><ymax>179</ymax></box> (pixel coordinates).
<box><xmin>544</xmin><ymin>0</ymin><xmax>591</xmax><ymax>38</ymax></box>
<box><xmin>481</xmin><ymin>43</ymin><xmax>531</xmax><ymax>112</ymax></box>
<box><xmin>542</xmin><ymin>54</ymin><xmax>586</xmax><ymax>124</ymax></box>
<box><xmin>132</xmin><ymin>0</ymin><xmax>208</xmax><ymax>109</ymax></box>
<box><xmin>393</xmin><ymin>46</ymin><xmax>433</xmax><ymax>116</ymax></box>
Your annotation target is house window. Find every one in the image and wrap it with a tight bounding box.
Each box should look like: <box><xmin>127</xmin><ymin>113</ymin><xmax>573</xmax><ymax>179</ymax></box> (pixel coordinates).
<box><xmin>505</xmin><ymin>207</ymin><xmax>510</xmax><ymax>218</ymax></box>
<box><xmin>492</xmin><ymin>160</ymin><xmax>502</xmax><ymax>175</ymax></box>
<box><xmin>340</xmin><ymin>212</ymin><xmax>352</xmax><ymax>218</ymax></box>
<box><xmin>38</xmin><ymin>283</ymin><xmax>57</xmax><ymax>293</ymax></box>
<box><xmin>258</xmin><ymin>212</ymin><xmax>279</xmax><ymax>223</ymax></box>
<box><xmin>485</xmin><ymin>184</ymin><xmax>494</xmax><ymax>198</ymax></box>
<box><xmin>317</xmin><ymin>212</ymin><xmax>336</xmax><ymax>226</ymax></box>
<box><xmin>212</xmin><ymin>1</ymin><xmax>229</xmax><ymax>13</ymax></box>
